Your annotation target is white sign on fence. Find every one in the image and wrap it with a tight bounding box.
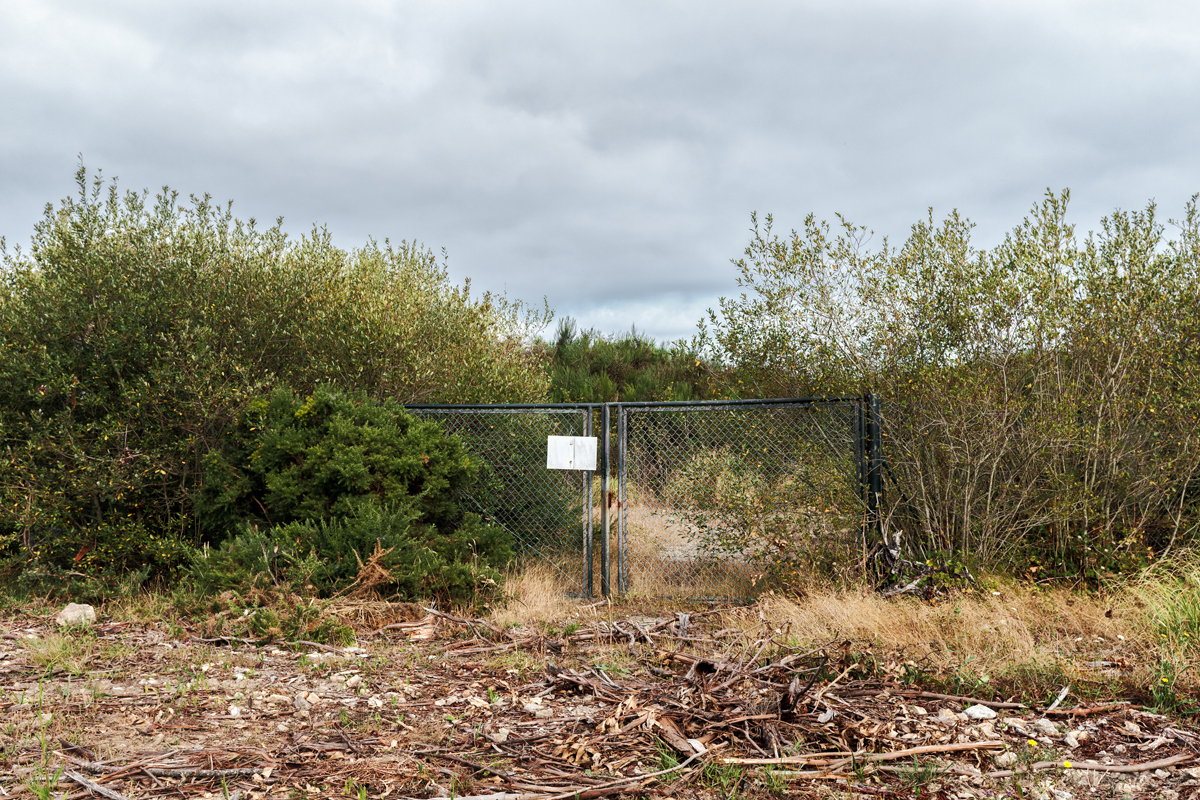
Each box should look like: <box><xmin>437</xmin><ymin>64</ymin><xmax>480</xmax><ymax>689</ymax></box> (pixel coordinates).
<box><xmin>546</xmin><ymin>436</ymin><xmax>598</xmax><ymax>471</ymax></box>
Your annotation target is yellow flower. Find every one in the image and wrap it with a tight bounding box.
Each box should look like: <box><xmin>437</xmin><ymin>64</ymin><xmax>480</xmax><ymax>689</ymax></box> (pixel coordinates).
<box><xmin>1063</xmin><ymin>761</ymin><xmax>1072</xmax><ymax>769</ymax></box>
<box><xmin>1027</xmin><ymin>740</ymin><xmax>1038</xmax><ymax>747</ymax></box>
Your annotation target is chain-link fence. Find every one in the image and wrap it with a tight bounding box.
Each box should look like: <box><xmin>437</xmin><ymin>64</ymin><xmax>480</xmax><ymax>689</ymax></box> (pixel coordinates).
<box><xmin>406</xmin><ymin>405</ymin><xmax>595</xmax><ymax>596</ymax></box>
<box><xmin>617</xmin><ymin>399</ymin><xmax>869</xmax><ymax>598</ymax></box>
<box><xmin>407</xmin><ymin>397</ymin><xmax>880</xmax><ymax>599</ymax></box>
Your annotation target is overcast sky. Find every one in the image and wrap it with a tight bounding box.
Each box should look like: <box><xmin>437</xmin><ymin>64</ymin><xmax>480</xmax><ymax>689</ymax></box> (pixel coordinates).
<box><xmin>3</xmin><ymin>1</ymin><xmax>1199</xmax><ymax>343</ymax></box>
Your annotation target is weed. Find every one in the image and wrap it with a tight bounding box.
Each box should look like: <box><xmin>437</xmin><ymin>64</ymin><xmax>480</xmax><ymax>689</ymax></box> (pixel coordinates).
<box><xmin>1008</xmin><ymin>738</ymin><xmax>1047</xmax><ymax>799</ymax></box>
<box><xmin>654</xmin><ymin>738</ymin><xmax>679</xmax><ymax>773</ymax></box>
<box><xmin>896</xmin><ymin>757</ymin><xmax>943</xmax><ymax>795</ymax></box>
<box><xmin>700</xmin><ymin>761</ymin><xmax>745</xmax><ymax>799</ymax></box>
<box><xmin>849</xmin><ymin>752</ymin><xmax>870</xmax><ymax>783</ymax></box>
<box><xmin>23</xmin><ymin>682</ymin><xmax>64</xmax><ymax>800</ymax></box>
<box><xmin>21</xmin><ymin>631</ymin><xmax>95</xmax><ymax>675</ymax></box>
<box><xmin>759</xmin><ymin>765</ymin><xmax>786</xmax><ymax>796</ymax></box>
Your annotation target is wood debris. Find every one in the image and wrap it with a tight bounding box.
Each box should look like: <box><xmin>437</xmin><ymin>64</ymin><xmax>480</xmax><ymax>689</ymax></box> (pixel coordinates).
<box><xmin>1</xmin><ymin>603</ymin><xmax>1198</xmax><ymax>799</ymax></box>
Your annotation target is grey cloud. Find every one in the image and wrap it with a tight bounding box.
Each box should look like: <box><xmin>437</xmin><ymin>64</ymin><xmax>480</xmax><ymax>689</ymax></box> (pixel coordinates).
<box><xmin>3</xmin><ymin>1</ymin><xmax>1200</xmax><ymax>342</ymax></box>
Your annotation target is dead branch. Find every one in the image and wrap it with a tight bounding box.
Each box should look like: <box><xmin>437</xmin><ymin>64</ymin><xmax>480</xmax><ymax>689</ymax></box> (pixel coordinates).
<box><xmin>986</xmin><ymin>752</ymin><xmax>1195</xmax><ymax>778</ymax></box>
<box><xmin>723</xmin><ymin>740</ymin><xmax>1005</xmax><ymax>767</ymax></box>
<box><xmin>1043</xmin><ymin>703</ymin><xmax>1130</xmax><ymax>717</ymax></box>
<box><xmin>63</xmin><ymin>770</ymin><xmax>132</xmax><ymax>800</ymax></box>
<box><xmin>69</xmin><ymin>759</ymin><xmax>264</xmax><ymax>779</ymax></box>
<box><xmin>891</xmin><ymin>689</ymin><xmax>1025</xmax><ymax>709</ymax></box>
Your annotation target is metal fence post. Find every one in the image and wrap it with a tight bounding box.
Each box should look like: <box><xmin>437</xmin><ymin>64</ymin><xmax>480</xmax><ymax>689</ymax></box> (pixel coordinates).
<box><xmin>868</xmin><ymin>392</ymin><xmax>884</xmax><ymax>544</ymax></box>
<box><xmin>617</xmin><ymin>403</ymin><xmax>628</xmax><ymax>595</ymax></box>
<box><xmin>584</xmin><ymin>408</ymin><xmax>593</xmax><ymax>599</ymax></box>
<box><xmin>600</xmin><ymin>403</ymin><xmax>611</xmax><ymax>599</ymax></box>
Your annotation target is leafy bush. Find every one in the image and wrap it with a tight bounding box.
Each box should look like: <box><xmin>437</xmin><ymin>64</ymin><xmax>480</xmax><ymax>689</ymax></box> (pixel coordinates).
<box><xmin>0</xmin><ymin>167</ymin><xmax>546</xmax><ymax>590</ymax></box>
<box><xmin>700</xmin><ymin>191</ymin><xmax>1200</xmax><ymax>577</ymax></box>
<box><xmin>192</xmin><ymin>387</ymin><xmax>511</xmax><ymax>604</ymax></box>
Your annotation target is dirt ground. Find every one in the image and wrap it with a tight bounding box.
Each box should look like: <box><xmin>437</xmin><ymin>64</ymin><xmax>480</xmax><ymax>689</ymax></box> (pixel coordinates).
<box><xmin>2</xmin><ymin>600</ymin><xmax>1199</xmax><ymax>800</ymax></box>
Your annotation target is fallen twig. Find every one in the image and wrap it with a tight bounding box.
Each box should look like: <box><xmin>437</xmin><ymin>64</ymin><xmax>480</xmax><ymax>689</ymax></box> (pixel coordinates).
<box><xmin>1044</xmin><ymin>684</ymin><xmax>1070</xmax><ymax>713</ymax></box>
<box><xmin>63</xmin><ymin>770</ymin><xmax>132</xmax><ymax>800</ymax></box>
<box><xmin>69</xmin><ymin>759</ymin><xmax>263</xmax><ymax>779</ymax></box>
<box><xmin>723</xmin><ymin>740</ymin><xmax>1005</xmax><ymax>768</ymax></box>
<box><xmin>985</xmin><ymin>752</ymin><xmax>1194</xmax><ymax>778</ymax></box>
<box><xmin>1043</xmin><ymin>702</ymin><xmax>1129</xmax><ymax>717</ymax></box>
<box><xmin>891</xmin><ymin>689</ymin><xmax>1025</xmax><ymax>709</ymax></box>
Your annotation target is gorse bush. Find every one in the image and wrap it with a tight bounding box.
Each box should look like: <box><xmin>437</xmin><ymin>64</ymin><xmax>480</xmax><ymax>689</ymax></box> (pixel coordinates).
<box><xmin>0</xmin><ymin>167</ymin><xmax>545</xmax><ymax>594</ymax></box>
<box><xmin>700</xmin><ymin>190</ymin><xmax>1200</xmax><ymax>578</ymax></box>
<box><xmin>199</xmin><ymin>386</ymin><xmax>480</xmax><ymax>537</ymax></box>
<box><xmin>192</xmin><ymin>388</ymin><xmax>512</xmax><ymax>603</ymax></box>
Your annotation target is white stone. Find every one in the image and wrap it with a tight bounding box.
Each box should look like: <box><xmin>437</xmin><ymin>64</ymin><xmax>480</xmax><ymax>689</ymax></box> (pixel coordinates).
<box><xmin>1033</xmin><ymin>718</ymin><xmax>1059</xmax><ymax>735</ymax></box>
<box><xmin>964</xmin><ymin>704</ymin><xmax>997</xmax><ymax>720</ymax></box>
<box><xmin>55</xmin><ymin>603</ymin><xmax>96</xmax><ymax>627</ymax></box>
<box><xmin>1064</xmin><ymin>733</ymin><xmax>1080</xmax><ymax>749</ymax></box>
<box><xmin>993</xmin><ymin>752</ymin><xmax>1018</xmax><ymax>767</ymax></box>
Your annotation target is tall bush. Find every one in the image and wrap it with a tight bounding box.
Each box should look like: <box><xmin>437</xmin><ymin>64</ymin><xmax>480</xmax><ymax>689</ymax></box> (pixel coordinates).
<box><xmin>0</xmin><ymin>168</ymin><xmax>547</xmax><ymax>590</ymax></box>
<box><xmin>700</xmin><ymin>191</ymin><xmax>1200</xmax><ymax>577</ymax></box>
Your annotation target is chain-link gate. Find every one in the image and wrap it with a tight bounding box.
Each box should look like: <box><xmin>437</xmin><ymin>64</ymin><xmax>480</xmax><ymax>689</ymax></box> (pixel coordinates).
<box><xmin>616</xmin><ymin>398</ymin><xmax>876</xmax><ymax>598</ymax></box>
<box><xmin>406</xmin><ymin>397</ymin><xmax>881</xmax><ymax>599</ymax></box>
<box><xmin>405</xmin><ymin>405</ymin><xmax>596</xmax><ymax>596</ymax></box>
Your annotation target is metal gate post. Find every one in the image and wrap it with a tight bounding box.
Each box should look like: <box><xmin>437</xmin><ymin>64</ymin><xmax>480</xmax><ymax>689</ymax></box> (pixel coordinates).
<box><xmin>600</xmin><ymin>403</ymin><xmax>611</xmax><ymax>598</ymax></box>
<box><xmin>584</xmin><ymin>409</ymin><xmax>593</xmax><ymax>599</ymax></box>
<box><xmin>617</xmin><ymin>404</ymin><xmax>628</xmax><ymax>594</ymax></box>
<box><xmin>867</xmin><ymin>393</ymin><xmax>884</xmax><ymax>544</ymax></box>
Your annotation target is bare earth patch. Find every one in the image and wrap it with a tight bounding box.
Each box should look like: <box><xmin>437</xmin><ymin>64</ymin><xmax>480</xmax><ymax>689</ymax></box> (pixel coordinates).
<box><xmin>1</xmin><ymin>597</ymin><xmax>1198</xmax><ymax>800</ymax></box>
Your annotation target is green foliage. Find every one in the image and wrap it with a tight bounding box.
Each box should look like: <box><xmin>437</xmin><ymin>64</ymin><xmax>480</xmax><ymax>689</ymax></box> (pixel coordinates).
<box><xmin>192</xmin><ymin>387</ymin><xmax>511</xmax><ymax>604</ymax></box>
<box><xmin>546</xmin><ymin>318</ymin><xmax>718</xmax><ymax>402</ymax></box>
<box><xmin>701</xmin><ymin>191</ymin><xmax>1200</xmax><ymax>576</ymax></box>
<box><xmin>198</xmin><ymin>386</ymin><xmax>479</xmax><ymax>536</ymax></box>
<box><xmin>0</xmin><ymin>167</ymin><xmax>547</xmax><ymax>591</ymax></box>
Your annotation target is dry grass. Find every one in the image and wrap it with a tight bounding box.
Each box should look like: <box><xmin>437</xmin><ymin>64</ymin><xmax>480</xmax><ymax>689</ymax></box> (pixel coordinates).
<box><xmin>616</xmin><ymin>503</ymin><xmax>758</xmax><ymax>599</ymax></box>
<box><xmin>758</xmin><ymin>581</ymin><xmax>1128</xmax><ymax>659</ymax></box>
<box><xmin>746</xmin><ymin>577</ymin><xmax>1164</xmax><ymax>701</ymax></box>
<box><xmin>21</xmin><ymin>631</ymin><xmax>96</xmax><ymax>675</ymax></box>
<box><xmin>491</xmin><ymin>562</ymin><xmax>584</xmax><ymax>626</ymax></box>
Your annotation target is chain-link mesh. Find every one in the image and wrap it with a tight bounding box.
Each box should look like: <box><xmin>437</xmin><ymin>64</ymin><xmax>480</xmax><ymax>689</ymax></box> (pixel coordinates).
<box><xmin>618</xmin><ymin>401</ymin><xmax>865</xmax><ymax>598</ymax></box>
<box><xmin>407</xmin><ymin>407</ymin><xmax>593</xmax><ymax>596</ymax></box>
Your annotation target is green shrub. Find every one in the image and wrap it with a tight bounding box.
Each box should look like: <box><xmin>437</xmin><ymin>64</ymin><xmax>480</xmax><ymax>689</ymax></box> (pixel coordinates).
<box><xmin>192</xmin><ymin>387</ymin><xmax>511</xmax><ymax>604</ymax></box>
